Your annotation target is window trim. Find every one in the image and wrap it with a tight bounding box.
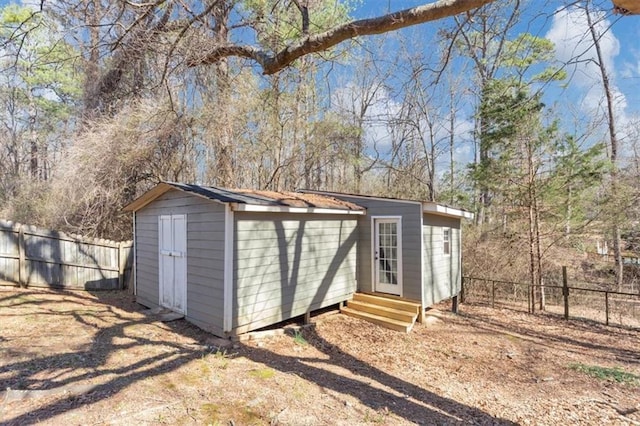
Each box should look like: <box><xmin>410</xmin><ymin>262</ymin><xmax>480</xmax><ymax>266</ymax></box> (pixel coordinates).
<box><xmin>443</xmin><ymin>227</ymin><xmax>451</xmax><ymax>257</ymax></box>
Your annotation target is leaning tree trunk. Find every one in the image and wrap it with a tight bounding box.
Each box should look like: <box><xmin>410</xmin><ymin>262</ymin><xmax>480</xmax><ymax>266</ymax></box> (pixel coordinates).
<box><xmin>586</xmin><ymin>3</ymin><xmax>623</xmax><ymax>290</ymax></box>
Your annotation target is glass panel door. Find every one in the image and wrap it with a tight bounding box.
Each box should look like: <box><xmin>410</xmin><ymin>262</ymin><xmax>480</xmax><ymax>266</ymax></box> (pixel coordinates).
<box><xmin>374</xmin><ymin>218</ymin><xmax>402</xmax><ymax>295</ymax></box>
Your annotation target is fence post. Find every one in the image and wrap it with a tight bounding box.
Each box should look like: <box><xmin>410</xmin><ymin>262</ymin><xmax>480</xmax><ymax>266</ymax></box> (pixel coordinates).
<box><xmin>491</xmin><ymin>280</ymin><xmax>495</xmax><ymax>308</ymax></box>
<box><xmin>562</xmin><ymin>266</ymin><xmax>569</xmax><ymax>320</ymax></box>
<box><xmin>605</xmin><ymin>292</ymin><xmax>609</xmax><ymax>326</ymax></box>
<box><xmin>531</xmin><ymin>284</ymin><xmax>536</xmax><ymax>314</ymax></box>
<box><xmin>460</xmin><ymin>276</ymin><xmax>465</xmax><ymax>304</ymax></box>
<box><xmin>18</xmin><ymin>224</ymin><xmax>26</xmax><ymax>287</ymax></box>
<box><xmin>118</xmin><ymin>242</ymin><xmax>125</xmax><ymax>290</ymax></box>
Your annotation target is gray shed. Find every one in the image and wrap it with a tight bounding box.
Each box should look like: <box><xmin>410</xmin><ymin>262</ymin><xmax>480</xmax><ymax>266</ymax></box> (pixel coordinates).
<box><xmin>125</xmin><ymin>183</ymin><xmax>472</xmax><ymax>336</ymax></box>
<box><xmin>123</xmin><ymin>182</ymin><xmax>364</xmax><ymax>336</ymax></box>
<box><xmin>301</xmin><ymin>191</ymin><xmax>473</xmax><ymax>313</ymax></box>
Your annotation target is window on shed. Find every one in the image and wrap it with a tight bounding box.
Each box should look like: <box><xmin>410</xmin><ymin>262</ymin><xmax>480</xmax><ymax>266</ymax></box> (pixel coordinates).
<box><xmin>443</xmin><ymin>228</ymin><xmax>451</xmax><ymax>256</ymax></box>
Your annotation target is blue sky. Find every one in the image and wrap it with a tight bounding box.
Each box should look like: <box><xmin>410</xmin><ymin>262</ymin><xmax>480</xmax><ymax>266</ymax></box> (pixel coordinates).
<box><xmin>3</xmin><ymin>0</ymin><xmax>637</xmax><ymax>168</ymax></box>
<box><xmin>339</xmin><ymin>1</ymin><xmax>640</xmax><ymax>168</ymax></box>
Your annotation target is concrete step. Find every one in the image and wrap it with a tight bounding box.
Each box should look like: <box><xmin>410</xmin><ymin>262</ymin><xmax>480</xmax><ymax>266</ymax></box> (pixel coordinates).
<box><xmin>352</xmin><ymin>293</ymin><xmax>421</xmax><ymax>315</ymax></box>
<box><xmin>346</xmin><ymin>300</ymin><xmax>417</xmax><ymax>323</ymax></box>
<box><xmin>341</xmin><ymin>306</ymin><xmax>414</xmax><ymax>333</ymax></box>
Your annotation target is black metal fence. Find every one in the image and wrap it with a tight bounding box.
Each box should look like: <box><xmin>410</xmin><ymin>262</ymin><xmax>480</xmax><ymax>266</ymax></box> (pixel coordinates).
<box><xmin>462</xmin><ymin>269</ymin><xmax>640</xmax><ymax>328</ymax></box>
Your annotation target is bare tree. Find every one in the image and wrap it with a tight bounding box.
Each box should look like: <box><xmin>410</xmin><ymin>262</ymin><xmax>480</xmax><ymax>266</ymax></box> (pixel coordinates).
<box><xmin>584</xmin><ymin>1</ymin><xmax>624</xmax><ymax>289</ymax></box>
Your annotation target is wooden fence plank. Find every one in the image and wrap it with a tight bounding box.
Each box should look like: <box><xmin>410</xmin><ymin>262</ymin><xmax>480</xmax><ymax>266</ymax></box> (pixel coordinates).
<box><xmin>18</xmin><ymin>225</ymin><xmax>25</xmax><ymax>287</ymax></box>
<box><xmin>0</xmin><ymin>221</ymin><xmax>131</xmax><ymax>290</ymax></box>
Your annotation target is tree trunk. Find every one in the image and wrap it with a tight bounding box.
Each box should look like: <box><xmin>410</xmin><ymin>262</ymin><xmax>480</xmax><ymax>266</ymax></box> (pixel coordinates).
<box><xmin>28</xmin><ymin>101</ymin><xmax>38</xmax><ymax>179</ymax></box>
<box><xmin>82</xmin><ymin>0</ymin><xmax>101</xmax><ymax>120</ymax></box>
<box><xmin>527</xmin><ymin>150</ymin><xmax>537</xmax><ymax>314</ymax></box>
<box><xmin>449</xmin><ymin>90</ymin><xmax>455</xmax><ymax>205</ymax></box>
<box><xmin>565</xmin><ymin>184</ymin><xmax>572</xmax><ymax>236</ymax></box>
<box><xmin>212</xmin><ymin>2</ymin><xmax>234</xmax><ymax>187</ymax></box>
<box><xmin>534</xmin><ymin>182</ymin><xmax>544</xmax><ymax>311</ymax></box>
<box><xmin>191</xmin><ymin>0</ymin><xmax>497</xmax><ymax>74</ymax></box>
<box><xmin>586</xmin><ymin>3</ymin><xmax>623</xmax><ymax>290</ymax></box>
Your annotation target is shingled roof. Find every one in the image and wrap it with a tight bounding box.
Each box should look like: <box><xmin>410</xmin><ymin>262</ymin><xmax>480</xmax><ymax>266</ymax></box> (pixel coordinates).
<box><xmin>123</xmin><ymin>182</ymin><xmax>365</xmax><ymax>214</ymax></box>
<box><xmin>613</xmin><ymin>0</ymin><xmax>640</xmax><ymax>14</ymax></box>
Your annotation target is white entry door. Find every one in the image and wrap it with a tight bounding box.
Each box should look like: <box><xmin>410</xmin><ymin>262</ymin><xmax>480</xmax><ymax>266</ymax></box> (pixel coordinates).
<box><xmin>373</xmin><ymin>217</ymin><xmax>402</xmax><ymax>296</ymax></box>
<box><xmin>159</xmin><ymin>214</ymin><xmax>187</xmax><ymax>314</ymax></box>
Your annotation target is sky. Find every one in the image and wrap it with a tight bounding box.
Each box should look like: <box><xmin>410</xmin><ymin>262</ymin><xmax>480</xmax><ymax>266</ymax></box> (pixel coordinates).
<box><xmin>342</xmin><ymin>0</ymin><xmax>640</xmax><ymax>168</ymax></box>
<box><xmin>2</xmin><ymin>0</ymin><xmax>638</xmax><ymax>169</ymax></box>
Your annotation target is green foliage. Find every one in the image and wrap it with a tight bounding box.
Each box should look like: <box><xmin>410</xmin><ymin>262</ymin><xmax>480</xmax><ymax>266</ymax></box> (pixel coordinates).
<box><xmin>502</xmin><ymin>33</ymin><xmax>567</xmax><ymax>82</ymax></box>
<box><xmin>547</xmin><ymin>135</ymin><xmax>609</xmax><ymax>226</ymax></box>
<box><xmin>293</xmin><ymin>329</ymin><xmax>308</xmax><ymax>346</ymax></box>
<box><xmin>569</xmin><ymin>363</ymin><xmax>640</xmax><ymax>386</ymax></box>
<box><xmin>470</xmin><ymin>31</ymin><xmax>570</xmax><ymax>218</ymax></box>
<box><xmin>0</xmin><ymin>4</ymin><xmax>81</xmax><ymax>109</ymax></box>
<box><xmin>437</xmin><ymin>170</ymin><xmax>474</xmax><ymax>210</ymax></box>
<box><xmin>0</xmin><ymin>3</ymin><xmax>81</xmax><ymax>196</ymax></box>
<box><xmin>241</xmin><ymin>0</ymin><xmax>354</xmax><ymax>50</ymax></box>
<box><xmin>470</xmin><ymin>77</ymin><xmax>548</xmax><ymax>201</ymax></box>
<box><xmin>1</xmin><ymin>3</ymin><xmax>33</xmax><ymax>23</ymax></box>
<box><xmin>249</xmin><ymin>368</ymin><xmax>275</xmax><ymax>379</ymax></box>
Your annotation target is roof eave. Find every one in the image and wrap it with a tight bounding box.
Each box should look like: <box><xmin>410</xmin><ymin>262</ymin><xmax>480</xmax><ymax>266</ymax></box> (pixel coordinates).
<box><xmin>230</xmin><ymin>203</ymin><xmax>366</xmax><ymax>215</ymax></box>
<box><xmin>299</xmin><ymin>189</ymin><xmax>422</xmax><ymax>206</ymax></box>
<box><xmin>422</xmin><ymin>203</ymin><xmax>474</xmax><ymax>220</ymax></box>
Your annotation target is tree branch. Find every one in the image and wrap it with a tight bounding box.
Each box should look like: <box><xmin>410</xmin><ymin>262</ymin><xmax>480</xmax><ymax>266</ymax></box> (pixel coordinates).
<box><xmin>188</xmin><ymin>0</ymin><xmax>495</xmax><ymax>74</ymax></box>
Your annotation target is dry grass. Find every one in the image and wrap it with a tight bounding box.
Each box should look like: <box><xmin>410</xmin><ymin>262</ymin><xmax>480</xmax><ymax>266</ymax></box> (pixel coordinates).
<box><xmin>1</xmin><ymin>286</ymin><xmax>639</xmax><ymax>425</ymax></box>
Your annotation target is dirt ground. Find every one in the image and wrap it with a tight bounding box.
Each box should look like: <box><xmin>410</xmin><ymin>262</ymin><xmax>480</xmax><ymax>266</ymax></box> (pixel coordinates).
<box><xmin>0</xmin><ymin>287</ymin><xmax>639</xmax><ymax>425</ymax></box>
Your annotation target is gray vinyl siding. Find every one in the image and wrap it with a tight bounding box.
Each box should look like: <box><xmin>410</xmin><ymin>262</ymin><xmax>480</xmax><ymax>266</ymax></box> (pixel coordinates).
<box><xmin>422</xmin><ymin>214</ymin><xmax>462</xmax><ymax>306</ymax></box>
<box><xmin>233</xmin><ymin>213</ymin><xmax>358</xmax><ymax>334</ymax></box>
<box><xmin>322</xmin><ymin>195</ymin><xmax>423</xmax><ymax>302</ymax></box>
<box><xmin>135</xmin><ymin>190</ymin><xmax>225</xmax><ymax>335</ymax></box>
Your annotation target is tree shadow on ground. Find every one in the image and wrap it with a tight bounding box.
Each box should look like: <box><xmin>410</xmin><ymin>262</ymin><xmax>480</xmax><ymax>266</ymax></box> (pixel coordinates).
<box><xmin>457</xmin><ymin>306</ymin><xmax>640</xmax><ymax>365</ymax></box>
<box><xmin>0</xmin><ymin>288</ymin><xmax>518</xmax><ymax>425</ymax></box>
<box><xmin>0</xmin><ymin>289</ymin><xmax>211</xmax><ymax>425</ymax></box>
<box><xmin>239</xmin><ymin>326</ymin><xmax>516</xmax><ymax>425</ymax></box>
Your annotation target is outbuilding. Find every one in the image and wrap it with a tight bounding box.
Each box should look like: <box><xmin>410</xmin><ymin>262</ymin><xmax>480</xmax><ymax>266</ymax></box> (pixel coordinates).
<box><xmin>301</xmin><ymin>190</ymin><xmax>473</xmax><ymax>311</ymax></box>
<box><xmin>123</xmin><ymin>182</ymin><xmax>364</xmax><ymax>336</ymax></box>
<box><xmin>124</xmin><ymin>182</ymin><xmax>472</xmax><ymax>336</ymax></box>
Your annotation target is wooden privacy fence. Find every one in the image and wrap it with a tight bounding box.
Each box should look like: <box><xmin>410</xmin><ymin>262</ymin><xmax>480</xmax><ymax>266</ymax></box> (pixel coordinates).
<box><xmin>462</xmin><ymin>267</ymin><xmax>640</xmax><ymax>329</ymax></box>
<box><xmin>0</xmin><ymin>220</ymin><xmax>133</xmax><ymax>290</ymax></box>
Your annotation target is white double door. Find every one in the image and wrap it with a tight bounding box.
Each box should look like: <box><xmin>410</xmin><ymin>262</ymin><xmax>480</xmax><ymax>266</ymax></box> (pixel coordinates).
<box><xmin>159</xmin><ymin>214</ymin><xmax>187</xmax><ymax>313</ymax></box>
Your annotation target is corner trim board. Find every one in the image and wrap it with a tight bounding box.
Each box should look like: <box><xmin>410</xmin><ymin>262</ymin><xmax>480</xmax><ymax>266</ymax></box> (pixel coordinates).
<box><xmin>223</xmin><ymin>204</ymin><xmax>234</xmax><ymax>333</ymax></box>
<box><xmin>419</xmin><ymin>211</ymin><xmax>425</xmax><ymax>309</ymax></box>
<box><xmin>133</xmin><ymin>211</ymin><xmax>137</xmax><ymax>296</ymax></box>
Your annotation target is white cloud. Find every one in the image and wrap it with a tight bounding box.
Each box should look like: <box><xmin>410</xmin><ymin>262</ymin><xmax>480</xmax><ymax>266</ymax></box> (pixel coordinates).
<box><xmin>331</xmin><ymin>82</ymin><xmax>401</xmax><ymax>152</ymax></box>
<box><xmin>546</xmin><ymin>7</ymin><xmax>619</xmax><ymax>82</ymax></box>
<box><xmin>620</xmin><ymin>49</ymin><xmax>640</xmax><ymax>79</ymax></box>
<box><xmin>545</xmin><ymin>6</ymin><xmax>628</xmax><ymax>127</ymax></box>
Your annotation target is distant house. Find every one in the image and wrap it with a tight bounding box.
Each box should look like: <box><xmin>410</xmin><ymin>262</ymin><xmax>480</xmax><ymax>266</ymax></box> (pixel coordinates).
<box><xmin>123</xmin><ymin>182</ymin><xmax>472</xmax><ymax>336</ymax></box>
